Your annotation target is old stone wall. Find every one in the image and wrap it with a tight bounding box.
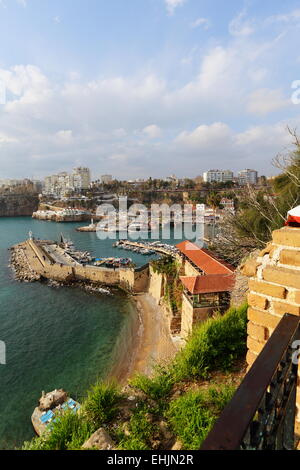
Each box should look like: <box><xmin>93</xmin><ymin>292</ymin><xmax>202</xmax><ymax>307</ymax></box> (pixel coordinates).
<box><xmin>242</xmin><ymin>226</ymin><xmax>300</xmax><ymax>433</ymax></box>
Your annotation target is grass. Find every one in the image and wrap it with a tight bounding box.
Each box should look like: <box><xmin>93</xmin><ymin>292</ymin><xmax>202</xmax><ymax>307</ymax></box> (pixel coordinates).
<box><xmin>130</xmin><ymin>303</ymin><xmax>248</xmax><ymax>400</ymax></box>
<box><xmin>166</xmin><ymin>384</ymin><xmax>236</xmax><ymax>450</ymax></box>
<box><xmin>172</xmin><ymin>303</ymin><xmax>248</xmax><ymax>381</ymax></box>
<box><xmin>117</xmin><ymin>403</ymin><xmax>156</xmax><ymax>450</ymax></box>
<box><xmin>129</xmin><ymin>365</ymin><xmax>175</xmax><ymax>402</ymax></box>
<box><xmin>22</xmin><ymin>381</ymin><xmax>121</xmax><ymax>451</ymax></box>
<box><xmin>22</xmin><ymin>303</ymin><xmax>248</xmax><ymax>451</ymax></box>
<box><xmin>22</xmin><ymin>411</ymin><xmax>95</xmax><ymax>450</ymax></box>
<box><xmin>83</xmin><ymin>381</ymin><xmax>121</xmax><ymax>428</ymax></box>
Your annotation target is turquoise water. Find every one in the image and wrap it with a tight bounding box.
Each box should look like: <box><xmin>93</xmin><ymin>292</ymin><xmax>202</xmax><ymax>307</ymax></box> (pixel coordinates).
<box><xmin>0</xmin><ymin>217</ymin><xmax>185</xmax><ymax>449</ymax></box>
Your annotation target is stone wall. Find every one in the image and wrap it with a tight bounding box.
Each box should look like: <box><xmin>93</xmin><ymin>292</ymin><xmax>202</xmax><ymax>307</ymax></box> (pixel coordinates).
<box><xmin>242</xmin><ymin>226</ymin><xmax>300</xmax><ymax>433</ymax></box>
<box><xmin>24</xmin><ymin>240</ymin><xmax>149</xmax><ymax>292</ymax></box>
<box><xmin>148</xmin><ymin>266</ymin><xmax>164</xmax><ymax>302</ymax></box>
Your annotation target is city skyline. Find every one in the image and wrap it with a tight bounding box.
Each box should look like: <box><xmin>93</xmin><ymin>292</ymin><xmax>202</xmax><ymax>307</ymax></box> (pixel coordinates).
<box><xmin>0</xmin><ymin>0</ymin><xmax>300</xmax><ymax>179</ymax></box>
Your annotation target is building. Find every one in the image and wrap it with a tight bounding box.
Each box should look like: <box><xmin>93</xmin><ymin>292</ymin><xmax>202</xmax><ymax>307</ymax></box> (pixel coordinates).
<box><xmin>238</xmin><ymin>169</ymin><xmax>258</xmax><ymax>185</ymax></box>
<box><xmin>101</xmin><ymin>175</ymin><xmax>113</xmax><ymax>184</ymax></box>
<box><xmin>72</xmin><ymin>167</ymin><xmax>91</xmax><ymax>191</ymax></box>
<box><xmin>203</xmin><ymin>169</ymin><xmax>234</xmax><ymax>184</ymax></box>
<box><xmin>176</xmin><ymin>240</ymin><xmax>235</xmax><ymax>337</ymax></box>
<box><xmin>43</xmin><ymin>167</ymin><xmax>91</xmax><ymax>197</ymax></box>
<box><xmin>220</xmin><ymin>197</ymin><xmax>235</xmax><ymax>213</ymax></box>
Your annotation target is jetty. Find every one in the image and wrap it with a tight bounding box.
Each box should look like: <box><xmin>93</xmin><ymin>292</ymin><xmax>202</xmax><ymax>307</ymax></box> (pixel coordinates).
<box><xmin>114</xmin><ymin>240</ymin><xmax>178</xmax><ymax>257</ymax></box>
<box><xmin>10</xmin><ymin>235</ymin><xmax>149</xmax><ymax>293</ymax></box>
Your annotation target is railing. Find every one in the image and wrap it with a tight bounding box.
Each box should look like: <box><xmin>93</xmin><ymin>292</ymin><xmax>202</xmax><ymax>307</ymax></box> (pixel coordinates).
<box><xmin>201</xmin><ymin>313</ymin><xmax>300</xmax><ymax>450</ymax></box>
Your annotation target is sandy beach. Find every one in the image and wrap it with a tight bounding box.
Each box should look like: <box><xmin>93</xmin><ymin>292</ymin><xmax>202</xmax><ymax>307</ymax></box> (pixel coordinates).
<box><xmin>110</xmin><ymin>293</ymin><xmax>179</xmax><ymax>385</ymax></box>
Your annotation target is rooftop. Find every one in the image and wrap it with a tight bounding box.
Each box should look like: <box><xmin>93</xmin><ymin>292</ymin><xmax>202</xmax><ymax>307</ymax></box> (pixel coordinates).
<box><xmin>180</xmin><ymin>274</ymin><xmax>235</xmax><ymax>294</ymax></box>
<box><xmin>176</xmin><ymin>240</ymin><xmax>234</xmax><ymax>275</ymax></box>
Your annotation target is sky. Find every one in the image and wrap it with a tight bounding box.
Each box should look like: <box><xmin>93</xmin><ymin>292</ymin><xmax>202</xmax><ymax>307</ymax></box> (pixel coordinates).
<box><xmin>0</xmin><ymin>0</ymin><xmax>300</xmax><ymax>180</ymax></box>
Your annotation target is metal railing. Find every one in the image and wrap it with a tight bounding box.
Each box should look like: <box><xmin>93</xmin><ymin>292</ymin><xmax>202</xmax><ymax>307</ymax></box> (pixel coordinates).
<box><xmin>201</xmin><ymin>313</ymin><xmax>300</xmax><ymax>450</ymax></box>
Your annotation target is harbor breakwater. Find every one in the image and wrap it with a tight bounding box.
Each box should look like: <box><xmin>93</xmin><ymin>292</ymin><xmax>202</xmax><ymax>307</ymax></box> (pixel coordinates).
<box><xmin>10</xmin><ymin>239</ymin><xmax>149</xmax><ymax>293</ymax></box>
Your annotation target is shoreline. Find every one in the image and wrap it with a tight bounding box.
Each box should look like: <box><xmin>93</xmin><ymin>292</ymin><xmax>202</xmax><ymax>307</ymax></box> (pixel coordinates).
<box><xmin>109</xmin><ymin>293</ymin><xmax>179</xmax><ymax>385</ymax></box>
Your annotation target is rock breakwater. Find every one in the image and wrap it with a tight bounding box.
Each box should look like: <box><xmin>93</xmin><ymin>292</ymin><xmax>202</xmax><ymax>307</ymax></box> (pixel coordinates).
<box><xmin>10</xmin><ymin>245</ymin><xmax>41</xmax><ymax>282</ymax></box>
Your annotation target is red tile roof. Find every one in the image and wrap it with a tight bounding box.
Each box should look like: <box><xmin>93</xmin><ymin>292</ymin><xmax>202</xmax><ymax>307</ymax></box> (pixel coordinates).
<box><xmin>176</xmin><ymin>241</ymin><xmax>234</xmax><ymax>275</ymax></box>
<box><xmin>180</xmin><ymin>274</ymin><xmax>235</xmax><ymax>294</ymax></box>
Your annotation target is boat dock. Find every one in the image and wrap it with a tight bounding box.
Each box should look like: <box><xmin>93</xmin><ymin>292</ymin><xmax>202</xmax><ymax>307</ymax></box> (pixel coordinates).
<box><xmin>113</xmin><ymin>240</ymin><xmax>178</xmax><ymax>257</ymax></box>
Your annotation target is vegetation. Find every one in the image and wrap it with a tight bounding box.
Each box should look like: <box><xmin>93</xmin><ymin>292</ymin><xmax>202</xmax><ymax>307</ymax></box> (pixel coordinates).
<box><xmin>151</xmin><ymin>256</ymin><xmax>183</xmax><ymax>313</ymax></box>
<box><xmin>129</xmin><ymin>365</ymin><xmax>175</xmax><ymax>402</ymax></box>
<box><xmin>23</xmin><ymin>411</ymin><xmax>95</xmax><ymax>451</ymax></box>
<box><xmin>210</xmin><ymin>129</ymin><xmax>300</xmax><ymax>265</ymax></box>
<box><xmin>173</xmin><ymin>303</ymin><xmax>248</xmax><ymax>380</ymax></box>
<box><xmin>22</xmin><ymin>382</ymin><xmax>121</xmax><ymax>451</ymax></box>
<box><xmin>166</xmin><ymin>384</ymin><xmax>236</xmax><ymax>449</ymax></box>
<box><xmin>83</xmin><ymin>381</ymin><xmax>121</xmax><ymax>428</ymax></box>
<box><xmin>117</xmin><ymin>403</ymin><xmax>156</xmax><ymax>450</ymax></box>
<box><xmin>22</xmin><ymin>303</ymin><xmax>247</xmax><ymax>451</ymax></box>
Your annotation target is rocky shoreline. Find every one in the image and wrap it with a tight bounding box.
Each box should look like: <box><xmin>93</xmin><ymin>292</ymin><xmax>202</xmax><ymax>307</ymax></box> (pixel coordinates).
<box><xmin>9</xmin><ymin>244</ymin><xmax>114</xmax><ymax>296</ymax></box>
<box><xmin>9</xmin><ymin>245</ymin><xmax>41</xmax><ymax>282</ymax></box>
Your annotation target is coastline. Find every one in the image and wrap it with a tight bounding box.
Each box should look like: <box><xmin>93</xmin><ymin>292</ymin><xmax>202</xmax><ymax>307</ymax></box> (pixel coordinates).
<box><xmin>109</xmin><ymin>293</ymin><xmax>179</xmax><ymax>385</ymax></box>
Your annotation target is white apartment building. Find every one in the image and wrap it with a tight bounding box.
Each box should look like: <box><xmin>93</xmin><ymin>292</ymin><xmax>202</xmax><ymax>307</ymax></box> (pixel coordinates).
<box><xmin>72</xmin><ymin>167</ymin><xmax>91</xmax><ymax>190</ymax></box>
<box><xmin>43</xmin><ymin>167</ymin><xmax>91</xmax><ymax>197</ymax></box>
<box><xmin>203</xmin><ymin>169</ymin><xmax>234</xmax><ymax>184</ymax></box>
<box><xmin>238</xmin><ymin>169</ymin><xmax>258</xmax><ymax>185</ymax></box>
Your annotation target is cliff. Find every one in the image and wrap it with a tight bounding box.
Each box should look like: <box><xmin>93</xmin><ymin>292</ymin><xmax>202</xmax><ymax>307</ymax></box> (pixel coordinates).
<box><xmin>0</xmin><ymin>193</ymin><xmax>39</xmax><ymax>217</ymax></box>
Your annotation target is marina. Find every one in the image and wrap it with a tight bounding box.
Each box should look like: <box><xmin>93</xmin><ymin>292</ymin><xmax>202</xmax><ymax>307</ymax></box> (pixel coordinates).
<box><xmin>113</xmin><ymin>239</ymin><xmax>179</xmax><ymax>257</ymax></box>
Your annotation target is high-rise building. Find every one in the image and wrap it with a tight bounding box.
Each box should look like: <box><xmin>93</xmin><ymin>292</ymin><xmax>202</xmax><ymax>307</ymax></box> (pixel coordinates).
<box><xmin>72</xmin><ymin>167</ymin><xmax>91</xmax><ymax>190</ymax></box>
<box><xmin>238</xmin><ymin>169</ymin><xmax>258</xmax><ymax>185</ymax></box>
<box><xmin>203</xmin><ymin>170</ymin><xmax>234</xmax><ymax>183</ymax></box>
<box><xmin>43</xmin><ymin>167</ymin><xmax>91</xmax><ymax>197</ymax></box>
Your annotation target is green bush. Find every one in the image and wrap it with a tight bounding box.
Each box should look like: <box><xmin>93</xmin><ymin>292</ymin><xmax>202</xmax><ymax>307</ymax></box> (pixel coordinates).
<box><xmin>118</xmin><ymin>403</ymin><xmax>155</xmax><ymax>450</ymax></box>
<box><xmin>173</xmin><ymin>303</ymin><xmax>248</xmax><ymax>380</ymax></box>
<box><xmin>22</xmin><ymin>411</ymin><xmax>95</xmax><ymax>450</ymax></box>
<box><xmin>130</xmin><ymin>366</ymin><xmax>174</xmax><ymax>401</ymax></box>
<box><xmin>166</xmin><ymin>384</ymin><xmax>235</xmax><ymax>449</ymax></box>
<box><xmin>83</xmin><ymin>381</ymin><xmax>121</xmax><ymax>428</ymax></box>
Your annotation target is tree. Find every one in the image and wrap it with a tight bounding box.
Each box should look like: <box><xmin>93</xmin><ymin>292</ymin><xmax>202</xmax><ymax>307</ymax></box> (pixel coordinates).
<box><xmin>209</xmin><ymin>128</ymin><xmax>300</xmax><ymax>265</ymax></box>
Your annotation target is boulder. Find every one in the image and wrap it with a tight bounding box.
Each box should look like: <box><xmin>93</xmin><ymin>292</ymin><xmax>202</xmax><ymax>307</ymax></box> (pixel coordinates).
<box><xmin>82</xmin><ymin>428</ymin><xmax>116</xmax><ymax>450</ymax></box>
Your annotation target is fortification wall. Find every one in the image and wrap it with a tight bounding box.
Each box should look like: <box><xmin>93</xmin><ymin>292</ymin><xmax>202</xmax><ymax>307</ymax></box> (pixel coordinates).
<box><xmin>242</xmin><ymin>226</ymin><xmax>300</xmax><ymax>433</ymax></box>
<box><xmin>148</xmin><ymin>266</ymin><xmax>164</xmax><ymax>302</ymax></box>
<box><xmin>24</xmin><ymin>240</ymin><xmax>149</xmax><ymax>292</ymax></box>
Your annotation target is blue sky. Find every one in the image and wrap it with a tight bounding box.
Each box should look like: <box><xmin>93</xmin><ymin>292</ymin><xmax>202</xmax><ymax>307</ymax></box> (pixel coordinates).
<box><xmin>0</xmin><ymin>0</ymin><xmax>300</xmax><ymax>180</ymax></box>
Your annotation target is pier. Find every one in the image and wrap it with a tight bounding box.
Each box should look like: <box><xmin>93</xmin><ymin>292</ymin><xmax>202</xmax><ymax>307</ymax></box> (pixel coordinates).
<box><xmin>10</xmin><ymin>238</ymin><xmax>149</xmax><ymax>293</ymax></box>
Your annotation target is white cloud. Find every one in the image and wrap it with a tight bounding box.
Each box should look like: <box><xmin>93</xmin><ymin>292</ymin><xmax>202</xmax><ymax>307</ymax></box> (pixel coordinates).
<box><xmin>175</xmin><ymin>122</ymin><xmax>232</xmax><ymax>148</ymax></box>
<box><xmin>56</xmin><ymin>130</ymin><xmax>73</xmax><ymax>143</ymax></box>
<box><xmin>266</xmin><ymin>9</ymin><xmax>300</xmax><ymax>25</ymax></box>
<box><xmin>143</xmin><ymin>124</ymin><xmax>162</xmax><ymax>139</ymax></box>
<box><xmin>247</xmin><ymin>88</ymin><xmax>290</xmax><ymax>115</ymax></box>
<box><xmin>53</xmin><ymin>16</ymin><xmax>61</xmax><ymax>24</ymax></box>
<box><xmin>229</xmin><ymin>9</ymin><xmax>255</xmax><ymax>36</ymax></box>
<box><xmin>190</xmin><ymin>17</ymin><xmax>210</xmax><ymax>30</ymax></box>
<box><xmin>165</xmin><ymin>0</ymin><xmax>186</xmax><ymax>15</ymax></box>
<box><xmin>17</xmin><ymin>0</ymin><xmax>27</xmax><ymax>7</ymax></box>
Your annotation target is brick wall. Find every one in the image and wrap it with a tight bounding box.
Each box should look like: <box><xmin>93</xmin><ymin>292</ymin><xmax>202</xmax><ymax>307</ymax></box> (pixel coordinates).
<box><xmin>242</xmin><ymin>226</ymin><xmax>300</xmax><ymax>433</ymax></box>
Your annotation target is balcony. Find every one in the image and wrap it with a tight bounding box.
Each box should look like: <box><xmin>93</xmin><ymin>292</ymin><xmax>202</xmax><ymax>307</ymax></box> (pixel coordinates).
<box><xmin>201</xmin><ymin>313</ymin><xmax>300</xmax><ymax>450</ymax></box>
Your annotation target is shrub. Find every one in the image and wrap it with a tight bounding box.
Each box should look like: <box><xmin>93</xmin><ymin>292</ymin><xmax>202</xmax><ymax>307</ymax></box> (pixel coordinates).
<box><xmin>22</xmin><ymin>411</ymin><xmax>95</xmax><ymax>450</ymax></box>
<box><xmin>173</xmin><ymin>303</ymin><xmax>248</xmax><ymax>380</ymax></box>
<box><xmin>83</xmin><ymin>381</ymin><xmax>121</xmax><ymax>428</ymax></box>
<box><xmin>118</xmin><ymin>403</ymin><xmax>155</xmax><ymax>450</ymax></box>
<box><xmin>130</xmin><ymin>366</ymin><xmax>174</xmax><ymax>401</ymax></box>
<box><xmin>166</xmin><ymin>384</ymin><xmax>235</xmax><ymax>449</ymax></box>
